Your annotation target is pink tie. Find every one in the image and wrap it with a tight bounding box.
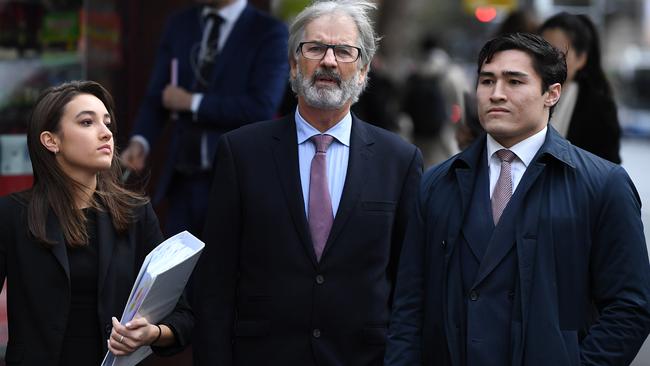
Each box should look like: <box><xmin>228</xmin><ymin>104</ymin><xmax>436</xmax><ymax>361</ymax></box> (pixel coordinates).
<box><xmin>309</xmin><ymin>134</ymin><xmax>335</xmax><ymax>261</ymax></box>
<box><xmin>492</xmin><ymin>149</ymin><xmax>516</xmax><ymax>225</ymax></box>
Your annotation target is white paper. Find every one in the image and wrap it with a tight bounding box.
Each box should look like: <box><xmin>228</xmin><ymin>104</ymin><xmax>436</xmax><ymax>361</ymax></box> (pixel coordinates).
<box><xmin>101</xmin><ymin>231</ymin><xmax>204</xmax><ymax>366</ymax></box>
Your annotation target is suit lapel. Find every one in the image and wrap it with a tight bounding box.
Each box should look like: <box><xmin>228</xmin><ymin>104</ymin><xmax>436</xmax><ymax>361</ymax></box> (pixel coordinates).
<box><xmin>47</xmin><ymin>210</ymin><xmax>69</xmax><ymax>282</ymax></box>
<box><xmin>208</xmin><ymin>6</ymin><xmax>252</xmax><ymax>84</ymax></box>
<box><xmin>96</xmin><ymin>209</ymin><xmax>116</xmax><ymax>294</ymax></box>
<box><xmin>320</xmin><ymin>118</ymin><xmax>373</xmax><ymax>259</ymax></box>
<box><xmin>472</xmin><ymin>160</ymin><xmax>546</xmax><ymax>287</ymax></box>
<box><xmin>271</xmin><ymin>116</ymin><xmax>318</xmax><ymax>266</ymax></box>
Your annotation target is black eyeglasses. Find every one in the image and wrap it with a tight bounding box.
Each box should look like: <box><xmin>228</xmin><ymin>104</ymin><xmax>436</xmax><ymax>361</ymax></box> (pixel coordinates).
<box><xmin>297</xmin><ymin>41</ymin><xmax>362</xmax><ymax>63</ymax></box>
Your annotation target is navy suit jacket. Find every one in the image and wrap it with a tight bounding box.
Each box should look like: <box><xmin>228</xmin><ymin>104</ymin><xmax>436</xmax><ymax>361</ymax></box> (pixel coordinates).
<box><xmin>0</xmin><ymin>195</ymin><xmax>193</xmax><ymax>365</ymax></box>
<box><xmin>131</xmin><ymin>5</ymin><xmax>288</xmax><ymax>202</ymax></box>
<box><xmin>386</xmin><ymin>127</ymin><xmax>650</xmax><ymax>366</ymax></box>
<box><xmin>194</xmin><ymin>114</ymin><xmax>423</xmax><ymax>366</ymax></box>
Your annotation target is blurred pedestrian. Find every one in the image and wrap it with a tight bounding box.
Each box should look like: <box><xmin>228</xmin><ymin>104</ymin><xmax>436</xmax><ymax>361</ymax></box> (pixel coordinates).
<box><xmin>352</xmin><ymin>55</ymin><xmax>402</xmax><ymax>132</ymax></box>
<box><xmin>121</xmin><ymin>0</ymin><xmax>289</xmax><ymax>237</ymax></box>
<box><xmin>404</xmin><ymin>35</ymin><xmax>469</xmax><ymax>167</ymax></box>
<box><xmin>455</xmin><ymin>92</ymin><xmax>484</xmax><ymax>150</ymax></box>
<box><xmin>495</xmin><ymin>9</ymin><xmax>539</xmax><ymax>36</ymax></box>
<box><xmin>0</xmin><ymin>81</ymin><xmax>193</xmax><ymax>365</ymax></box>
<box><xmin>540</xmin><ymin>12</ymin><xmax>622</xmax><ymax>163</ymax></box>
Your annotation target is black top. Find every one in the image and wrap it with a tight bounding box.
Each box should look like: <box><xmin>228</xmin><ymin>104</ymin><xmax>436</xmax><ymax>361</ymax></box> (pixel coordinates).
<box><xmin>59</xmin><ymin>208</ymin><xmax>103</xmax><ymax>365</ymax></box>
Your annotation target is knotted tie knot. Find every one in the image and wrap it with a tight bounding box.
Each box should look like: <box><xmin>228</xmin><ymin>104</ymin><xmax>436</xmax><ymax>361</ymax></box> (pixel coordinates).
<box><xmin>311</xmin><ymin>134</ymin><xmax>334</xmax><ymax>154</ymax></box>
<box><xmin>496</xmin><ymin>149</ymin><xmax>516</xmax><ymax>163</ymax></box>
<box><xmin>203</xmin><ymin>8</ymin><xmax>224</xmax><ymax>25</ymax></box>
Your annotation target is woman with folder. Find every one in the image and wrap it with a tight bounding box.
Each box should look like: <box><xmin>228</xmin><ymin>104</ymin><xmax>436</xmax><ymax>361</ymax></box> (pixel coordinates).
<box><xmin>0</xmin><ymin>81</ymin><xmax>193</xmax><ymax>365</ymax></box>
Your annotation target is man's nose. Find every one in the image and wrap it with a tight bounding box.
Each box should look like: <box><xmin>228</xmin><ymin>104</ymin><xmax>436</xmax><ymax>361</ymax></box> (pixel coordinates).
<box><xmin>320</xmin><ymin>48</ymin><xmax>338</xmax><ymax>66</ymax></box>
<box><xmin>490</xmin><ymin>81</ymin><xmax>506</xmax><ymax>101</ymax></box>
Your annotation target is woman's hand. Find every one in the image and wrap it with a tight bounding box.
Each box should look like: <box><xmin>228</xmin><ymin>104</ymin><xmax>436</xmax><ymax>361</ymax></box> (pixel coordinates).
<box><xmin>107</xmin><ymin>316</ymin><xmax>160</xmax><ymax>356</ymax></box>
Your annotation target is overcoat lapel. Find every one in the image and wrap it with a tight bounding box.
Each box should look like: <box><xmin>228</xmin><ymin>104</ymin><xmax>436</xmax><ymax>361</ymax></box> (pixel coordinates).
<box><xmin>472</xmin><ymin>160</ymin><xmax>545</xmax><ymax>287</ymax></box>
<box><xmin>47</xmin><ymin>210</ymin><xmax>69</xmax><ymax>282</ymax></box>
<box><xmin>321</xmin><ymin>118</ymin><xmax>373</xmax><ymax>259</ymax></box>
<box><xmin>449</xmin><ymin>136</ymin><xmax>486</xmax><ymax>257</ymax></box>
<box><xmin>461</xmin><ymin>153</ymin><xmax>493</xmax><ymax>261</ymax></box>
<box><xmin>271</xmin><ymin>117</ymin><xmax>317</xmax><ymax>266</ymax></box>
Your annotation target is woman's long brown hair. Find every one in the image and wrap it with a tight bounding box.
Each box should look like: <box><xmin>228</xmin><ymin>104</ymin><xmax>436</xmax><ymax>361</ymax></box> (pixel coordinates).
<box><xmin>25</xmin><ymin>80</ymin><xmax>148</xmax><ymax>247</ymax></box>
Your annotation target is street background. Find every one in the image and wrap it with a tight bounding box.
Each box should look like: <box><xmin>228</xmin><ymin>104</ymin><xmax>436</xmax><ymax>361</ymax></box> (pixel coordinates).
<box><xmin>1</xmin><ymin>0</ymin><xmax>650</xmax><ymax>364</ymax></box>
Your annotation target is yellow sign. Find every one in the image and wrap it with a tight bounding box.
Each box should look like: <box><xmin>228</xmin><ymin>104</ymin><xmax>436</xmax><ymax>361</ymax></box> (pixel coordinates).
<box><xmin>463</xmin><ymin>0</ymin><xmax>518</xmax><ymax>13</ymax></box>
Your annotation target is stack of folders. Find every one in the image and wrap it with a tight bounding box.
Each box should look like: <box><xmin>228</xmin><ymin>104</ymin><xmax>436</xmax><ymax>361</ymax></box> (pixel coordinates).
<box><xmin>101</xmin><ymin>230</ymin><xmax>205</xmax><ymax>366</ymax></box>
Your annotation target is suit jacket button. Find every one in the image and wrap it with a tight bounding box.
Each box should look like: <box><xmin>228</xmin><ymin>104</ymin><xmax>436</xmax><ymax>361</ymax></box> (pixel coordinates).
<box><xmin>441</xmin><ymin>240</ymin><xmax>446</xmax><ymax>248</ymax></box>
<box><xmin>313</xmin><ymin>328</ymin><xmax>321</xmax><ymax>338</ymax></box>
<box><xmin>469</xmin><ymin>290</ymin><xmax>479</xmax><ymax>301</ymax></box>
<box><xmin>105</xmin><ymin>324</ymin><xmax>112</xmax><ymax>336</ymax></box>
<box><xmin>316</xmin><ymin>275</ymin><xmax>325</xmax><ymax>285</ymax></box>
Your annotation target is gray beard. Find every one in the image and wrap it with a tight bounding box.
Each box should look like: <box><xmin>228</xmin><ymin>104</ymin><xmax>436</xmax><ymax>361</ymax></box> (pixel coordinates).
<box><xmin>291</xmin><ymin>67</ymin><xmax>364</xmax><ymax>110</ymax></box>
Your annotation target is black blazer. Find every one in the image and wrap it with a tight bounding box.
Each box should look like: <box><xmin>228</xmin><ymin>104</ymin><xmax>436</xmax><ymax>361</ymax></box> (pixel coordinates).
<box><xmin>194</xmin><ymin>115</ymin><xmax>423</xmax><ymax>366</ymax></box>
<box><xmin>566</xmin><ymin>86</ymin><xmax>621</xmax><ymax>164</ymax></box>
<box><xmin>0</xmin><ymin>195</ymin><xmax>193</xmax><ymax>365</ymax></box>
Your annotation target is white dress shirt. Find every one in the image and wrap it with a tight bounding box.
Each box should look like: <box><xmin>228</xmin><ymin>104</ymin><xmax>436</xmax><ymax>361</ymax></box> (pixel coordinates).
<box><xmin>486</xmin><ymin>126</ymin><xmax>547</xmax><ymax>198</ymax></box>
<box><xmin>296</xmin><ymin>109</ymin><xmax>351</xmax><ymax>217</ymax></box>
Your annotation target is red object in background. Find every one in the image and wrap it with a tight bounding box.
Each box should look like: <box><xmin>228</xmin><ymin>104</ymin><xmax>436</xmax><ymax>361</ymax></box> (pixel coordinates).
<box><xmin>0</xmin><ymin>175</ymin><xmax>33</xmax><ymax>196</ymax></box>
<box><xmin>0</xmin><ymin>134</ymin><xmax>33</xmax><ymax>196</ymax></box>
<box><xmin>475</xmin><ymin>6</ymin><xmax>498</xmax><ymax>23</ymax></box>
<box><xmin>451</xmin><ymin>103</ymin><xmax>462</xmax><ymax>124</ymax></box>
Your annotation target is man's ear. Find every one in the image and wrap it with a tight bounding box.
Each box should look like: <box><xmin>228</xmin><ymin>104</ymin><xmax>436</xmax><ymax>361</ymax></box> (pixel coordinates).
<box><xmin>289</xmin><ymin>57</ymin><xmax>298</xmax><ymax>79</ymax></box>
<box><xmin>40</xmin><ymin>131</ymin><xmax>60</xmax><ymax>154</ymax></box>
<box><xmin>358</xmin><ymin>63</ymin><xmax>369</xmax><ymax>85</ymax></box>
<box><xmin>545</xmin><ymin>83</ymin><xmax>562</xmax><ymax>107</ymax></box>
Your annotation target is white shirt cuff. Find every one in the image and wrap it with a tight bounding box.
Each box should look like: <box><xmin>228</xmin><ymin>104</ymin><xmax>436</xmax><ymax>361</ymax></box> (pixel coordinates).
<box><xmin>191</xmin><ymin>94</ymin><xmax>203</xmax><ymax>114</ymax></box>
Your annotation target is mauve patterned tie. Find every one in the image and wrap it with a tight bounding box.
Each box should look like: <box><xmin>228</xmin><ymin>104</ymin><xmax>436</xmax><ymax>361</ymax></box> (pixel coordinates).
<box><xmin>309</xmin><ymin>134</ymin><xmax>335</xmax><ymax>261</ymax></box>
<box><xmin>492</xmin><ymin>149</ymin><xmax>517</xmax><ymax>225</ymax></box>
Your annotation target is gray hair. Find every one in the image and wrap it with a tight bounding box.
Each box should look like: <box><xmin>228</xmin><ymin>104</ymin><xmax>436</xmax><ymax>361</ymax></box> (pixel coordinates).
<box><xmin>288</xmin><ymin>0</ymin><xmax>378</xmax><ymax>69</ymax></box>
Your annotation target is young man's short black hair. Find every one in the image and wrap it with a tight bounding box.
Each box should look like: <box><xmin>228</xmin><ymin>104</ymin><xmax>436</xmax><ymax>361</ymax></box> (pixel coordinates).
<box><xmin>477</xmin><ymin>32</ymin><xmax>567</xmax><ymax>94</ymax></box>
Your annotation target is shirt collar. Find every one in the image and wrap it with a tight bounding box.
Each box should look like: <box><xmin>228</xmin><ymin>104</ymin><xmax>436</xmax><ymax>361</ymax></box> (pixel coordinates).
<box><xmin>203</xmin><ymin>0</ymin><xmax>246</xmax><ymax>24</ymax></box>
<box><xmin>295</xmin><ymin>108</ymin><xmax>352</xmax><ymax>147</ymax></box>
<box><xmin>486</xmin><ymin>125</ymin><xmax>548</xmax><ymax>168</ymax></box>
